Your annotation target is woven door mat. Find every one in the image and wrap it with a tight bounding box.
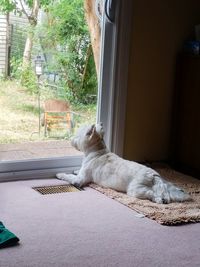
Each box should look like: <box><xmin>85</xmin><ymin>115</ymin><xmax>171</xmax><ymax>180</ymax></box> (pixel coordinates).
<box><xmin>89</xmin><ymin>168</ymin><xmax>200</xmax><ymax>225</ymax></box>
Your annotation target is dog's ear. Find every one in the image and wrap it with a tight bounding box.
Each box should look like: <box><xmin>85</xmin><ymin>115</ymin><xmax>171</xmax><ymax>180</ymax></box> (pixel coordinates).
<box><xmin>86</xmin><ymin>124</ymin><xmax>95</xmax><ymax>136</ymax></box>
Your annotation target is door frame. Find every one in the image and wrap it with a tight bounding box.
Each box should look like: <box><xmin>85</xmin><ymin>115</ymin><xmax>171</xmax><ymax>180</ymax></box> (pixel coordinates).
<box><xmin>0</xmin><ymin>0</ymin><xmax>133</xmax><ymax>182</ymax></box>
<box><xmin>98</xmin><ymin>0</ymin><xmax>133</xmax><ymax>156</ymax></box>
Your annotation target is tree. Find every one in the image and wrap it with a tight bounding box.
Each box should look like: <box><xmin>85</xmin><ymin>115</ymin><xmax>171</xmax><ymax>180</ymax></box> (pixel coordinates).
<box><xmin>0</xmin><ymin>0</ymin><xmax>50</xmax><ymax>68</ymax></box>
<box><xmin>84</xmin><ymin>0</ymin><xmax>101</xmax><ymax>77</ymax></box>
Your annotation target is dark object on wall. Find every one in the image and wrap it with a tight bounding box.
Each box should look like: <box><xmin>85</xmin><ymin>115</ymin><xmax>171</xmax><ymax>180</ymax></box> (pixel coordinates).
<box><xmin>172</xmin><ymin>54</ymin><xmax>200</xmax><ymax>175</ymax></box>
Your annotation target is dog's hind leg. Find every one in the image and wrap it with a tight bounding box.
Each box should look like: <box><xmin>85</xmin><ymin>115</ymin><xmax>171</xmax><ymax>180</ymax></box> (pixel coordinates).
<box><xmin>127</xmin><ymin>183</ymin><xmax>155</xmax><ymax>202</ymax></box>
<box><xmin>127</xmin><ymin>177</ymin><xmax>159</xmax><ymax>202</ymax></box>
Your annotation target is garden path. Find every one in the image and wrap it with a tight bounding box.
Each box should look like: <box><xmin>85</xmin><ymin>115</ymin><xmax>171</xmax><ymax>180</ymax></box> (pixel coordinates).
<box><xmin>0</xmin><ymin>140</ymin><xmax>82</xmax><ymax>161</ymax></box>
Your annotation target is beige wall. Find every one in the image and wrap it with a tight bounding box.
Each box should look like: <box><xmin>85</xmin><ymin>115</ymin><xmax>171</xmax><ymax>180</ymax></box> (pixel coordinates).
<box><xmin>123</xmin><ymin>0</ymin><xmax>200</xmax><ymax>162</ymax></box>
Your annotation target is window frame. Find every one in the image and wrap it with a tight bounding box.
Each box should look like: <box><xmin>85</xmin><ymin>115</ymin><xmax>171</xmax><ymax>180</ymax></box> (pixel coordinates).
<box><xmin>97</xmin><ymin>0</ymin><xmax>133</xmax><ymax>156</ymax></box>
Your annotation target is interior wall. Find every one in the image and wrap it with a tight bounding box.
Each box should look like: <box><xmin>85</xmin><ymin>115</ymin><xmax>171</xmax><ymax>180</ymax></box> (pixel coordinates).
<box><xmin>123</xmin><ymin>0</ymin><xmax>200</xmax><ymax>162</ymax></box>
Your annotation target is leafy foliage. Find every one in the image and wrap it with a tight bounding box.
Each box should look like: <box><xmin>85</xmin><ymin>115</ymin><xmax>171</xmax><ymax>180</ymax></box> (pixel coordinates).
<box><xmin>3</xmin><ymin>0</ymin><xmax>97</xmax><ymax>104</ymax></box>
<box><xmin>20</xmin><ymin>65</ymin><xmax>38</xmax><ymax>94</ymax></box>
<box><xmin>0</xmin><ymin>0</ymin><xmax>15</xmax><ymax>13</ymax></box>
<box><xmin>38</xmin><ymin>0</ymin><xmax>98</xmax><ymax>104</ymax></box>
<box><xmin>0</xmin><ymin>0</ymin><xmax>52</xmax><ymax>14</ymax></box>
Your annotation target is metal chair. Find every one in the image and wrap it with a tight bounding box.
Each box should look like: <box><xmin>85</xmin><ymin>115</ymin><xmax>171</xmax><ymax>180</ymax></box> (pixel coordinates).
<box><xmin>44</xmin><ymin>99</ymin><xmax>74</xmax><ymax>136</ymax></box>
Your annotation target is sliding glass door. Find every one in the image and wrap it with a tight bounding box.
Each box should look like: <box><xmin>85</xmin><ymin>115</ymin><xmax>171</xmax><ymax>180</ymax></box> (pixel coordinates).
<box><xmin>0</xmin><ymin>0</ymin><xmax>133</xmax><ymax>182</ymax></box>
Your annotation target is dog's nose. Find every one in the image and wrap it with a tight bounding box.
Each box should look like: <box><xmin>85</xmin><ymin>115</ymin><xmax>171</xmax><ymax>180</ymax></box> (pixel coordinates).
<box><xmin>100</xmin><ymin>122</ymin><xmax>103</xmax><ymax>126</ymax></box>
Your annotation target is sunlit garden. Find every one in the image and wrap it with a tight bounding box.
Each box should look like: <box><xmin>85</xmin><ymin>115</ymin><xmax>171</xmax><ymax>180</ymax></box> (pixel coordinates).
<box><xmin>0</xmin><ymin>80</ymin><xmax>96</xmax><ymax>144</ymax></box>
<box><xmin>0</xmin><ymin>0</ymin><xmax>99</xmax><ymax>144</ymax></box>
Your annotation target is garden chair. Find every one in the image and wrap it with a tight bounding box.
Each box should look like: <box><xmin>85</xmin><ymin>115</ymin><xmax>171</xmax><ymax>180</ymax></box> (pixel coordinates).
<box><xmin>44</xmin><ymin>99</ymin><xmax>74</xmax><ymax>136</ymax></box>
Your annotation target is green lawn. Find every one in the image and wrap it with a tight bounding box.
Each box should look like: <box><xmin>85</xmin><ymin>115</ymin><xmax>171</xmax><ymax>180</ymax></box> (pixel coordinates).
<box><xmin>0</xmin><ymin>80</ymin><xmax>96</xmax><ymax>144</ymax></box>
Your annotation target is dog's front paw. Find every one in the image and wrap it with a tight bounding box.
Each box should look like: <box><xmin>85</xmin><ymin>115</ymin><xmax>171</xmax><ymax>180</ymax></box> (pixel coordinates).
<box><xmin>56</xmin><ymin>173</ymin><xmax>67</xmax><ymax>180</ymax></box>
<box><xmin>56</xmin><ymin>173</ymin><xmax>77</xmax><ymax>184</ymax></box>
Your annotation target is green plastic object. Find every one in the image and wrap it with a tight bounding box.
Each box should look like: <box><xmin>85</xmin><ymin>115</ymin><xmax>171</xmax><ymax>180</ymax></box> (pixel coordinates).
<box><xmin>0</xmin><ymin>221</ymin><xmax>19</xmax><ymax>248</ymax></box>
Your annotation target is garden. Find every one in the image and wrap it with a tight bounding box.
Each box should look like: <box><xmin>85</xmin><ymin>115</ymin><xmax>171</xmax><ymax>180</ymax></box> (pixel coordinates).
<box><xmin>0</xmin><ymin>80</ymin><xmax>96</xmax><ymax>144</ymax></box>
<box><xmin>0</xmin><ymin>0</ymin><xmax>99</xmax><ymax>144</ymax></box>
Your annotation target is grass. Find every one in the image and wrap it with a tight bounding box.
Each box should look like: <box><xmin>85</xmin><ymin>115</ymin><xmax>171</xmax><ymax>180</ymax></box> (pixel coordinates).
<box><xmin>0</xmin><ymin>80</ymin><xmax>97</xmax><ymax>144</ymax></box>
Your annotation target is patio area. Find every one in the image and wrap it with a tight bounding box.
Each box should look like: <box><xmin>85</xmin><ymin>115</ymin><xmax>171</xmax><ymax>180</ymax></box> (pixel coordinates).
<box><xmin>0</xmin><ymin>140</ymin><xmax>82</xmax><ymax>161</ymax></box>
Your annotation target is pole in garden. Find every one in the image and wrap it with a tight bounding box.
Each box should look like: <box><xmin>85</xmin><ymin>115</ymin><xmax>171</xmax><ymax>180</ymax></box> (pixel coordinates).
<box><xmin>34</xmin><ymin>55</ymin><xmax>43</xmax><ymax>137</ymax></box>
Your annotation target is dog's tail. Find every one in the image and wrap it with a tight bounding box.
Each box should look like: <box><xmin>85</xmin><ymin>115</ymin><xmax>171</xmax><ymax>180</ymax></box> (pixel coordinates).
<box><xmin>153</xmin><ymin>175</ymin><xmax>191</xmax><ymax>204</ymax></box>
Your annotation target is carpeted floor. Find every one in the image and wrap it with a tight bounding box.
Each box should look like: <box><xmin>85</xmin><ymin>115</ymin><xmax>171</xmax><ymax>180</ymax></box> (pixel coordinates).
<box><xmin>0</xmin><ymin>178</ymin><xmax>200</xmax><ymax>267</ymax></box>
<box><xmin>90</xmin><ymin>168</ymin><xmax>200</xmax><ymax>225</ymax></box>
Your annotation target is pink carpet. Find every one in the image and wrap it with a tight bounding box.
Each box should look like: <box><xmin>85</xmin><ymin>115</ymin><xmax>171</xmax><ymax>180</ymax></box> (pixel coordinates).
<box><xmin>0</xmin><ymin>179</ymin><xmax>200</xmax><ymax>267</ymax></box>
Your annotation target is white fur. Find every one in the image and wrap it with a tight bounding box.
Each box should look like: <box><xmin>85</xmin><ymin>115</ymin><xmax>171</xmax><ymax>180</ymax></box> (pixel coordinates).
<box><xmin>56</xmin><ymin>124</ymin><xmax>191</xmax><ymax>204</ymax></box>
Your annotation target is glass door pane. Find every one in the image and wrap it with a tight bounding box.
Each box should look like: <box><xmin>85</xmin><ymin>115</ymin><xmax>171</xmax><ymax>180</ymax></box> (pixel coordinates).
<box><xmin>0</xmin><ymin>0</ymin><xmax>101</xmax><ymax>162</ymax></box>
<box><xmin>0</xmin><ymin>0</ymin><xmax>126</xmax><ymax>182</ymax></box>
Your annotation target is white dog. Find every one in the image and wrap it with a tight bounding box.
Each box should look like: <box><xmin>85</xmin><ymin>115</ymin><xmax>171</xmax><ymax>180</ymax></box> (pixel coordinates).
<box><xmin>56</xmin><ymin>123</ymin><xmax>191</xmax><ymax>204</ymax></box>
